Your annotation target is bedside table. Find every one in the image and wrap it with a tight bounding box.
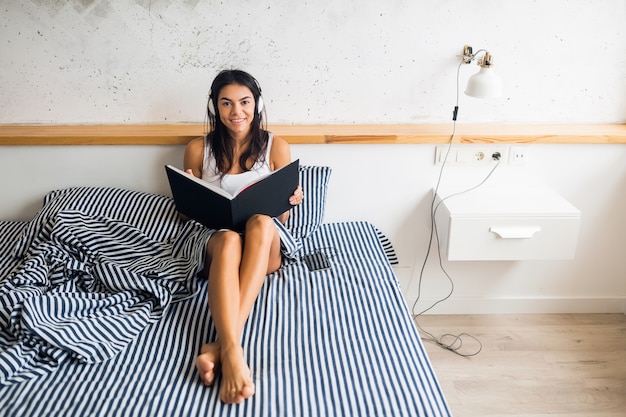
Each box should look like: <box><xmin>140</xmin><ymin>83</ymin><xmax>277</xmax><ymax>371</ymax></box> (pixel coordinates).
<box><xmin>434</xmin><ymin>185</ymin><xmax>581</xmax><ymax>261</ymax></box>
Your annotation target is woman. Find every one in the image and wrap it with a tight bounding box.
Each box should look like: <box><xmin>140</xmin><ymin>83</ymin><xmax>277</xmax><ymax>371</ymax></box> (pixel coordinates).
<box><xmin>183</xmin><ymin>69</ymin><xmax>303</xmax><ymax>404</ymax></box>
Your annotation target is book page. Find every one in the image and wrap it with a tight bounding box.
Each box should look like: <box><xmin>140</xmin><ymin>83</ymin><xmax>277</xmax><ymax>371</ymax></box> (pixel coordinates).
<box><xmin>231</xmin><ymin>170</ymin><xmax>274</xmax><ymax>197</ymax></box>
<box><xmin>165</xmin><ymin>165</ymin><xmax>234</xmax><ymax>199</ymax></box>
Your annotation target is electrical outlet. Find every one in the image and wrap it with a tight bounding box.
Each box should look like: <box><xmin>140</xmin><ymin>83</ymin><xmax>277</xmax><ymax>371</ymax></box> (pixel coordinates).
<box><xmin>435</xmin><ymin>145</ymin><xmax>508</xmax><ymax>166</ymax></box>
<box><xmin>509</xmin><ymin>147</ymin><xmax>528</xmax><ymax>166</ymax></box>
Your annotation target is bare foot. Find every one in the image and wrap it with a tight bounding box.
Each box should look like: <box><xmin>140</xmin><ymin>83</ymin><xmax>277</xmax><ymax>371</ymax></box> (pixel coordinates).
<box><xmin>219</xmin><ymin>345</ymin><xmax>255</xmax><ymax>404</ymax></box>
<box><xmin>196</xmin><ymin>342</ymin><xmax>220</xmax><ymax>386</ymax></box>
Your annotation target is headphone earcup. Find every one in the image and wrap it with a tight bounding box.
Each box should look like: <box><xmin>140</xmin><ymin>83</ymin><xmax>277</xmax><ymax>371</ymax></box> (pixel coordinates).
<box><xmin>257</xmin><ymin>96</ymin><xmax>264</xmax><ymax>114</ymax></box>
<box><xmin>207</xmin><ymin>96</ymin><xmax>215</xmax><ymax>116</ymax></box>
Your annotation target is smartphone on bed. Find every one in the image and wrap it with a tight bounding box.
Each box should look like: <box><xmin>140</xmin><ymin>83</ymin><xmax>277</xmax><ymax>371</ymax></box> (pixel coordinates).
<box><xmin>302</xmin><ymin>252</ymin><xmax>332</xmax><ymax>272</ymax></box>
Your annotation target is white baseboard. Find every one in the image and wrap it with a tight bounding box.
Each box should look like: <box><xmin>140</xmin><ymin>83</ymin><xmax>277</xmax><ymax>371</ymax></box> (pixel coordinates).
<box><xmin>406</xmin><ymin>296</ymin><xmax>626</xmax><ymax>315</ymax></box>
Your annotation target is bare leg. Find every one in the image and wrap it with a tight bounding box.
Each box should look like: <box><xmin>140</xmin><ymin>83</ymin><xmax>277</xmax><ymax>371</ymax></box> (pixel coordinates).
<box><xmin>196</xmin><ymin>230</ymin><xmax>242</xmax><ymax>389</ymax></box>
<box><xmin>196</xmin><ymin>215</ymin><xmax>282</xmax><ymax>403</ymax></box>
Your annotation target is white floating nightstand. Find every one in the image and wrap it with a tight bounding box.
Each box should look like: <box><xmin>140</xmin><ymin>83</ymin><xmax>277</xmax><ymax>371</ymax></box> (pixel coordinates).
<box><xmin>434</xmin><ymin>186</ymin><xmax>581</xmax><ymax>261</ymax></box>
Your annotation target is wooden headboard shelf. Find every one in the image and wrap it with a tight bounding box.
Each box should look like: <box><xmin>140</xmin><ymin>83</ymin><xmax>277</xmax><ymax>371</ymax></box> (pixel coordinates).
<box><xmin>1</xmin><ymin>123</ymin><xmax>625</xmax><ymax>145</ymax></box>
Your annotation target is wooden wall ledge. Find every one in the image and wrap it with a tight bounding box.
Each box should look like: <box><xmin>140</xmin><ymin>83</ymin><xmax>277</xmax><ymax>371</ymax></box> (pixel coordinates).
<box><xmin>1</xmin><ymin>123</ymin><xmax>625</xmax><ymax>145</ymax></box>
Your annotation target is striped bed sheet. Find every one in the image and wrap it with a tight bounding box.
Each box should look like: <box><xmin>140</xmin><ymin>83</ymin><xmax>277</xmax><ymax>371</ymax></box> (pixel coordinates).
<box><xmin>0</xmin><ymin>187</ymin><xmax>450</xmax><ymax>416</ymax></box>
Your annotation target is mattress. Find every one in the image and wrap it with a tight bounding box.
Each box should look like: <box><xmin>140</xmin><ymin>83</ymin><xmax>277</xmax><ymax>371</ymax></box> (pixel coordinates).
<box><xmin>0</xmin><ymin>186</ymin><xmax>450</xmax><ymax>416</ymax></box>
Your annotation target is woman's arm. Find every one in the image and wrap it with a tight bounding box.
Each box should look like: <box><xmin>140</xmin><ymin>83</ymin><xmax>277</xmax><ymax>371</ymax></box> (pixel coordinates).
<box><xmin>184</xmin><ymin>136</ymin><xmax>205</xmax><ymax>178</ymax></box>
<box><xmin>269</xmin><ymin>135</ymin><xmax>291</xmax><ymax>171</ymax></box>
<box><xmin>178</xmin><ymin>136</ymin><xmax>205</xmax><ymax>222</ymax></box>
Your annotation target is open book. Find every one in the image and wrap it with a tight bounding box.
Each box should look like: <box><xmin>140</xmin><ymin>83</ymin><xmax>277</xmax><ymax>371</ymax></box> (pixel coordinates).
<box><xmin>165</xmin><ymin>159</ymin><xmax>299</xmax><ymax>231</ymax></box>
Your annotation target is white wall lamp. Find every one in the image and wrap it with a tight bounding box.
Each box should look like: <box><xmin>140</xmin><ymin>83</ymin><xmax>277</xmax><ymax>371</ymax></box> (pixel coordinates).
<box><xmin>462</xmin><ymin>45</ymin><xmax>503</xmax><ymax>99</ymax></box>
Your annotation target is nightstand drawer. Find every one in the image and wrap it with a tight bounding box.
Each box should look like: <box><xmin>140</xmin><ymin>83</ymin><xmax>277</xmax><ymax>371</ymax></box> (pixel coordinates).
<box><xmin>434</xmin><ymin>186</ymin><xmax>581</xmax><ymax>261</ymax></box>
<box><xmin>444</xmin><ymin>216</ymin><xmax>580</xmax><ymax>260</ymax></box>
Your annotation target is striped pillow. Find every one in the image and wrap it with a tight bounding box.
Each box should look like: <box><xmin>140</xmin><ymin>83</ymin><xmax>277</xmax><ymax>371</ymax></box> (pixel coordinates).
<box><xmin>13</xmin><ymin>187</ymin><xmax>182</xmax><ymax>258</ymax></box>
<box><xmin>285</xmin><ymin>166</ymin><xmax>331</xmax><ymax>238</ymax></box>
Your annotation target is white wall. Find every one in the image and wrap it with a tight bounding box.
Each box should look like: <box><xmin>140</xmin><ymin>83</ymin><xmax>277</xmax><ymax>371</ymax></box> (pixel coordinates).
<box><xmin>1</xmin><ymin>0</ymin><xmax>625</xmax><ymax>314</ymax></box>
<box><xmin>294</xmin><ymin>144</ymin><xmax>626</xmax><ymax>315</ymax></box>
<box><xmin>2</xmin><ymin>0</ymin><xmax>625</xmax><ymax>124</ymax></box>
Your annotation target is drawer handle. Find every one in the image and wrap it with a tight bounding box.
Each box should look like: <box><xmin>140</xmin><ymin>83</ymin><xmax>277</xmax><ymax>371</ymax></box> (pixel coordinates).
<box><xmin>489</xmin><ymin>226</ymin><xmax>541</xmax><ymax>239</ymax></box>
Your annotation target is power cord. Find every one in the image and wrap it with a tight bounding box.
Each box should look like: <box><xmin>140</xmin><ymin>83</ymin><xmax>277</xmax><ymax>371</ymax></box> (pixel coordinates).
<box><xmin>413</xmin><ymin>160</ymin><xmax>500</xmax><ymax>316</ymax></box>
<box><xmin>411</xmin><ymin>58</ymin><xmax>500</xmax><ymax>357</ymax></box>
<box><xmin>413</xmin><ymin>319</ymin><xmax>483</xmax><ymax>357</ymax></box>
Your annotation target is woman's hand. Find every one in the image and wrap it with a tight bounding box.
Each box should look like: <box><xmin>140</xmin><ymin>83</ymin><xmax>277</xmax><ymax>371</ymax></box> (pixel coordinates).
<box><xmin>289</xmin><ymin>185</ymin><xmax>304</xmax><ymax>206</ymax></box>
<box><xmin>276</xmin><ymin>185</ymin><xmax>303</xmax><ymax>224</ymax></box>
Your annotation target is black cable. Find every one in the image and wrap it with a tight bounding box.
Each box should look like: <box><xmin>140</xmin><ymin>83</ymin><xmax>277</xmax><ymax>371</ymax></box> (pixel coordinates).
<box><xmin>411</xmin><ymin>59</ymin><xmax>462</xmax><ymax>316</ymax></box>
<box><xmin>413</xmin><ymin>318</ymin><xmax>483</xmax><ymax>357</ymax></box>
<box><xmin>411</xmin><ymin>56</ymin><xmax>501</xmax><ymax>357</ymax></box>
<box><xmin>415</xmin><ymin>160</ymin><xmax>500</xmax><ymax>318</ymax></box>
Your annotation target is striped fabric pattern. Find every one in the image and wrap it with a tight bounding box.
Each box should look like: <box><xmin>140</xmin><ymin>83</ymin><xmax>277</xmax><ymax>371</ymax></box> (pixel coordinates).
<box><xmin>285</xmin><ymin>166</ymin><xmax>331</xmax><ymax>238</ymax></box>
<box><xmin>272</xmin><ymin>218</ymin><xmax>303</xmax><ymax>260</ymax></box>
<box><xmin>0</xmin><ymin>187</ymin><xmax>450</xmax><ymax>416</ymax></box>
<box><xmin>13</xmin><ymin>187</ymin><xmax>183</xmax><ymax>258</ymax></box>
<box><xmin>0</xmin><ymin>217</ymin><xmax>450</xmax><ymax>416</ymax></box>
<box><xmin>375</xmin><ymin>226</ymin><xmax>399</xmax><ymax>265</ymax></box>
<box><xmin>0</xmin><ymin>222</ymin><xmax>25</xmax><ymax>278</ymax></box>
<box><xmin>1</xmin><ymin>188</ymin><xmax>213</xmax><ymax>386</ymax></box>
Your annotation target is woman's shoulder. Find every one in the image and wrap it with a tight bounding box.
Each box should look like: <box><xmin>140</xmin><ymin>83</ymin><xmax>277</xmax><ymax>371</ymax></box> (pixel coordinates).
<box><xmin>267</xmin><ymin>132</ymin><xmax>291</xmax><ymax>169</ymax></box>
<box><xmin>187</xmin><ymin>135</ymin><xmax>205</xmax><ymax>149</ymax></box>
<box><xmin>185</xmin><ymin>135</ymin><xmax>207</xmax><ymax>156</ymax></box>
<box><xmin>267</xmin><ymin>131</ymin><xmax>288</xmax><ymax>149</ymax></box>
<box><xmin>183</xmin><ymin>136</ymin><xmax>206</xmax><ymax>172</ymax></box>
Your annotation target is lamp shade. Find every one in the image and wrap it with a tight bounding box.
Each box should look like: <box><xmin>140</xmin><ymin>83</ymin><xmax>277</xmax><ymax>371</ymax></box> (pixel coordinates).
<box><xmin>465</xmin><ymin>66</ymin><xmax>503</xmax><ymax>99</ymax></box>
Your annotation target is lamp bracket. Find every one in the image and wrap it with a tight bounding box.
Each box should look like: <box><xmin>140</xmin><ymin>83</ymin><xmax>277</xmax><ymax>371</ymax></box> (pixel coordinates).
<box><xmin>462</xmin><ymin>45</ymin><xmax>474</xmax><ymax>64</ymax></box>
<box><xmin>462</xmin><ymin>44</ymin><xmax>494</xmax><ymax>68</ymax></box>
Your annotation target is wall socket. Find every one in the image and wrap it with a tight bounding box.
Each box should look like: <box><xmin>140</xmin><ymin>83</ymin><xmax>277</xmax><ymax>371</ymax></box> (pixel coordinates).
<box><xmin>509</xmin><ymin>146</ymin><xmax>529</xmax><ymax>166</ymax></box>
<box><xmin>435</xmin><ymin>145</ymin><xmax>513</xmax><ymax>166</ymax></box>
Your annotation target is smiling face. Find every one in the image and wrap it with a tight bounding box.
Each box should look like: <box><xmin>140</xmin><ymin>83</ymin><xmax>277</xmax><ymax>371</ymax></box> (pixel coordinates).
<box><xmin>216</xmin><ymin>83</ymin><xmax>257</xmax><ymax>140</ymax></box>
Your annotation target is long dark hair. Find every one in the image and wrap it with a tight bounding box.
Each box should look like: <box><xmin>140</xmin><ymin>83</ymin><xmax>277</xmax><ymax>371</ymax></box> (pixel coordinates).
<box><xmin>206</xmin><ymin>69</ymin><xmax>268</xmax><ymax>175</ymax></box>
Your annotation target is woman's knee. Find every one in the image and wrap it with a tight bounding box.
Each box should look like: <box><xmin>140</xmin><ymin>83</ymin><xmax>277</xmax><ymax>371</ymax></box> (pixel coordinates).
<box><xmin>203</xmin><ymin>231</ymin><xmax>242</xmax><ymax>276</ymax></box>
<box><xmin>208</xmin><ymin>230</ymin><xmax>243</xmax><ymax>254</ymax></box>
<box><xmin>245</xmin><ymin>215</ymin><xmax>282</xmax><ymax>272</ymax></box>
<box><xmin>245</xmin><ymin>215</ymin><xmax>275</xmax><ymax>239</ymax></box>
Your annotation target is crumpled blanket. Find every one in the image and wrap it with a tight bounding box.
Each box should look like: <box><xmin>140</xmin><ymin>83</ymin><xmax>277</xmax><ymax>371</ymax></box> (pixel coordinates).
<box><xmin>0</xmin><ymin>209</ymin><xmax>212</xmax><ymax>386</ymax></box>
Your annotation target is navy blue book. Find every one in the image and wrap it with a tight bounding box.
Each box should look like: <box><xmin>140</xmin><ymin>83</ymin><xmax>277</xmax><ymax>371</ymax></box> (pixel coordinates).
<box><xmin>165</xmin><ymin>159</ymin><xmax>299</xmax><ymax>232</ymax></box>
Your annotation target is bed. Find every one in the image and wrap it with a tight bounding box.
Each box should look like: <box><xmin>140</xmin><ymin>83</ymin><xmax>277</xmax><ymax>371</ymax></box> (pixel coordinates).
<box><xmin>0</xmin><ymin>166</ymin><xmax>451</xmax><ymax>416</ymax></box>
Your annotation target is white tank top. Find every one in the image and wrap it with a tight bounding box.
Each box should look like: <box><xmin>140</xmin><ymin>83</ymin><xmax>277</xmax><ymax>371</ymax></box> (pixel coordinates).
<box><xmin>201</xmin><ymin>133</ymin><xmax>273</xmax><ymax>196</ymax></box>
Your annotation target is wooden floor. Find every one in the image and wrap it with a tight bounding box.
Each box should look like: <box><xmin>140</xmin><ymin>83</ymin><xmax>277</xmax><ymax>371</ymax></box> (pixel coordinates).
<box><xmin>415</xmin><ymin>314</ymin><xmax>626</xmax><ymax>417</ymax></box>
